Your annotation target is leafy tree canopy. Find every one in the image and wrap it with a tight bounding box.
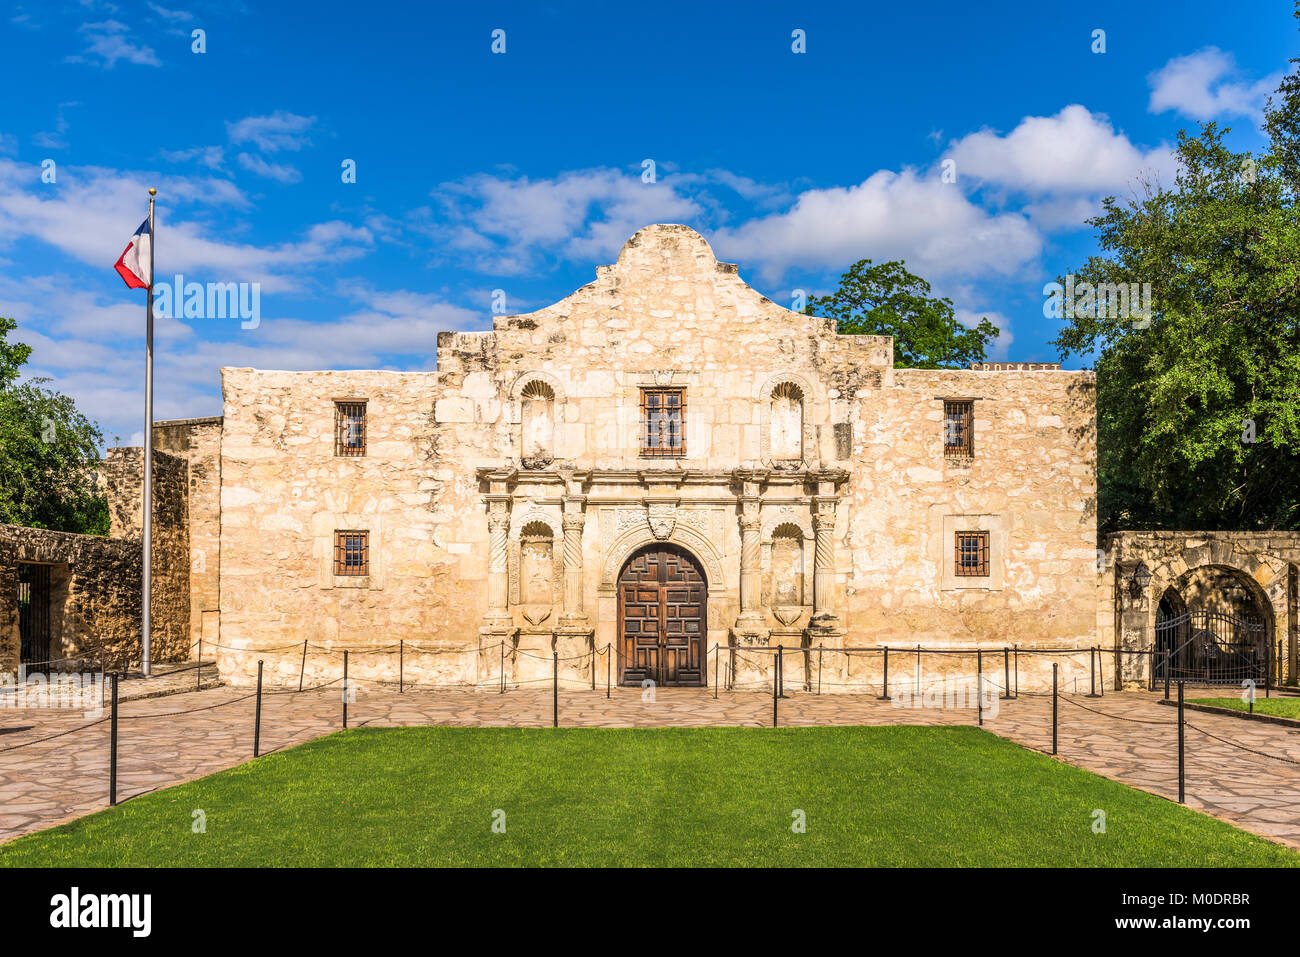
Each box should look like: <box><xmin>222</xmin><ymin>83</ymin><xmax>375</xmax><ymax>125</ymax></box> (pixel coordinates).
<box><xmin>0</xmin><ymin>316</ymin><xmax>108</xmax><ymax>534</ymax></box>
<box><xmin>805</xmin><ymin>259</ymin><xmax>1000</xmax><ymax>369</ymax></box>
<box><xmin>1052</xmin><ymin>25</ymin><xmax>1300</xmax><ymax>532</ymax></box>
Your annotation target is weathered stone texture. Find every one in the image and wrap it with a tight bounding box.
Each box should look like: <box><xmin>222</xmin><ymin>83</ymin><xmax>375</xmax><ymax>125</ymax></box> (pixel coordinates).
<box><xmin>0</xmin><ymin>448</ymin><xmax>191</xmax><ymax>675</ymax></box>
<box><xmin>214</xmin><ymin>225</ymin><xmax>1102</xmax><ymax>690</ymax></box>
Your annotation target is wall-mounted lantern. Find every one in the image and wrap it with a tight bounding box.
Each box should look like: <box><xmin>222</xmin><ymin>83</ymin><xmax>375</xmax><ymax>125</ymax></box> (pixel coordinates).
<box><xmin>1127</xmin><ymin>562</ymin><xmax>1152</xmax><ymax>601</ymax></box>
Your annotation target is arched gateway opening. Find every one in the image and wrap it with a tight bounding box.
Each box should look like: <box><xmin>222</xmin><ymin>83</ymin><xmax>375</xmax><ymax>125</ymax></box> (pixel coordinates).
<box><xmin>618</xmin><ymin>544</ymin><xmax>707</xmax><ymax>687</ymax></box>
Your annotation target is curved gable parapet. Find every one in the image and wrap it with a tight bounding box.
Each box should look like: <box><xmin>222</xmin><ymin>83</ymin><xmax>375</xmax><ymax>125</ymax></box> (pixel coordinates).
<box><xmin>486</xmin><ymin>223</ymin><xmax>834</xmax><ymax>338</ymax></box>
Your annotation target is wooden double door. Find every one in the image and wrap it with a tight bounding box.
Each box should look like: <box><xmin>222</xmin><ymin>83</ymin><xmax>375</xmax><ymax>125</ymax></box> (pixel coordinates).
<box><xmin>618</xmin><ymin>545</ymin><xmax>707</xmax><ymax>686</ymax></box>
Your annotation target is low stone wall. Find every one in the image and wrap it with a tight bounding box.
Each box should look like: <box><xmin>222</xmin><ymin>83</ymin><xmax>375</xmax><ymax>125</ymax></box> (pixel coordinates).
<box><xmin>0</xmin><ymin>448</ymin><xmax>192</xmax><ymax>676</ymax></box>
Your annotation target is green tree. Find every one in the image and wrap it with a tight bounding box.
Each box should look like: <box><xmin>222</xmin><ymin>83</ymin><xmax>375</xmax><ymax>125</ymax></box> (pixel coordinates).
<box><xmin>0</xmin><ymin>316</ymin><xmax>109</xmax><ymax>534</ymax></box>
<box><xmin>1052</xmin><ymin>46</ymin><xmax>1300</xmax><ymax>532</ymax></box>
<box><xmin>805</xmin><ymin>259</ymin><xmax>1000</xmax><ymax>369</ymax></box>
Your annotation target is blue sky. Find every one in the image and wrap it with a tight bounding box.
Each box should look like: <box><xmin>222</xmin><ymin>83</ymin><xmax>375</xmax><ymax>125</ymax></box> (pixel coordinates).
<box><xmin>0</xmin><ymin>0</ymin><xmax>1294</xmax><ymax>445</ymax></box>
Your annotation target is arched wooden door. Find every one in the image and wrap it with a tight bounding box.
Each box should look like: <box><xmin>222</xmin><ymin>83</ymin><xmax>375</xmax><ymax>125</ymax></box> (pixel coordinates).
<box><xmin>618</xmin><ymin>545</ymin><xmax>707</xmax><ymax>686</ymax></box>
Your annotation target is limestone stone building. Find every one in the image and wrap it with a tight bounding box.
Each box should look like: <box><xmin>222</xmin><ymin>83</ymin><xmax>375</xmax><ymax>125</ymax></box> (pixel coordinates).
<box><xmin>7</xmin><ymin>225</ymin><xmax>1297</xmax><ymax>693</ymax></box>
<box><xmin>211</xmin><ymin>224</ymin><xmax>1101</xmax><ymax>690</ymax></box>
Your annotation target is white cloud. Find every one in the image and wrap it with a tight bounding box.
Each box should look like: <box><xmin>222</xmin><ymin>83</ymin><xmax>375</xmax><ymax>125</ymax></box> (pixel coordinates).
<box><xmin>236</xmin><ymin>152</ymin><xmax>301</xmax><ymax>183</ymax></box>
<box><xmin>160</xmin><ymin>145</ymin><xmax>225</xmax><ymax>170</ymax></box>
<box><xmin>711</xmin><ymin>169</ymin><xmax>1042</xmax><ymax>282</ymax></box>
<box><xmin>0</xmin><ymin>159</ymin><xmax>368</xmax><ymax>291</ymax></box>
<box><xmin>430</xmin><ymin>167</ymin><xmax>703</xmax><ymax>273</ymax></box>
<box><xmin>74</xmin><ymin>20</ymin><xmax>160</xmax><ymax>68</ymax></box>
<box><xmin>946</xmin><ymin>105</ymin><xmax>1175</xmax><ymax>195</ymax></box>
<box><xmin>226</xmin><ymin>112</ymin><xmax>316</xmax><ymax>153</ymax></box>
<box><xmin>1148</xmin><ymin>47</ymin><xmax>1280</xmax><ymax>121</ymax></box>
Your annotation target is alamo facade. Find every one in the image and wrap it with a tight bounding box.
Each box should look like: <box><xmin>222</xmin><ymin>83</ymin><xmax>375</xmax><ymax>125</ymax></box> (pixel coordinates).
<box><xmin>4</xmin><ymin>225</ymin><xmax>1297</xmax><ymax>692</ymax></box>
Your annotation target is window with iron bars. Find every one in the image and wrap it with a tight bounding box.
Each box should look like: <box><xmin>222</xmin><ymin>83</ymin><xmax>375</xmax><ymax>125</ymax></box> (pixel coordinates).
<box><xmin>335</xmin><ymin>401</ymin><xmax>367</xmax><ymax>456</ymax></box>
<box><xmin>954</xmin><ymin>530</ymin><xmax>989</xmax><ymax>577</ymax></box>
<box><xmin>640</xmin><ymin>388</ymin><xmax>685</xmax><ymax>457</ymax></box>
<box><xmin>943</xmin><ymin>400</ymin><xmax>973</xmax><ymax>457</ymax></box>
<box><xmin>333</xmin><ymin>530</ymin><xmax>369</xmax><ymax>576</ymax></box>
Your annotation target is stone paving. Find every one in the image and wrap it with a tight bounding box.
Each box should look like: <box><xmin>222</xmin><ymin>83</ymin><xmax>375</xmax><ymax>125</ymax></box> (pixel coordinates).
<box><xmin>2</xmin><ymin>682</ymin><xmax>1300</xmax><ymax>850</ymax></box>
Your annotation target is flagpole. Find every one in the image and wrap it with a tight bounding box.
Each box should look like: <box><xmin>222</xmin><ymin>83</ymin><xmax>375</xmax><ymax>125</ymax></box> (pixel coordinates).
<box><xmin>143</xmin><ymin>187</ymin><xmax>156</xmax><ymax>678</ymax></box>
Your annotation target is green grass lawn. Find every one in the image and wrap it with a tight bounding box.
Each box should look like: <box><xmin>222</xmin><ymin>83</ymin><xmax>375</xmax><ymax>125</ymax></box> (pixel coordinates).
<box><xmin>1189</xmin><ymin>696</ymin><xmax>1300</xmax><ymax>719</ymax></box>
<box><xmin>1</xmin><ymin>726</ymin><xmax>1294</xmax><ymax>867</ymax></box>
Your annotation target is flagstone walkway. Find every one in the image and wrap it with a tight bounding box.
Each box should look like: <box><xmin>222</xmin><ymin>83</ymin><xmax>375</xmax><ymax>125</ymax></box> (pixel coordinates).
<box><xmin>2</xmin><ymin>682</ymin><xmax>1299</xmax><ymax>850</ymax></box>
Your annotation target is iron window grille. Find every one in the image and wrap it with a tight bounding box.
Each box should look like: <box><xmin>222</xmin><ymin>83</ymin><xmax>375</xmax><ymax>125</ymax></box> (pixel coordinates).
<box><xmin>943</xmin><ymin>400</ymin><xmax>974</xmax><ymax>457</ymax></box>
<box><xmin>954</xmin><ymin>531</ymin><xmax>990</xmax><ymax>577</ymax></box>
<box><xmin>335</xmin><ymin>401</ymin><xmax>367</xmax><ymax>456</ymax></box>
<box><xmin>640</xmin><ymin>388</ymin><xmax>685</xmax><ymax>457</ymax></box>
<box><xmin>333</xmin><ymin>530</ymin><xmax>370</xmax><ymax>576</ymax></box>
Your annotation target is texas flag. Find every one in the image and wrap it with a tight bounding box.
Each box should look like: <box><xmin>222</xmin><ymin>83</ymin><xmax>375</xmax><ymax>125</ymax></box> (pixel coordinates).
<box><xmin>114</xmin><ymin>218</ymin><xmax>152</xmax><ymax>289</ymax></box>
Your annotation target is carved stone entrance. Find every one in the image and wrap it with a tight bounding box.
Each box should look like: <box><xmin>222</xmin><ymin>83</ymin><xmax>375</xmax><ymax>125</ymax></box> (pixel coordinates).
<box><xmin>618</xmin><ymin>544</ymin><xmax>706</xmax><ymax>686</ymax></box>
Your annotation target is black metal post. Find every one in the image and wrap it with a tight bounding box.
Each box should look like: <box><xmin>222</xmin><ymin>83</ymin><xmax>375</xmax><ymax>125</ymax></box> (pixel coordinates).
<box><xmin>254</xmin><ymin>659</ymin><xmax>263</xmax><ymax>757</ymax></box>
<box><xmin>1051</xmin><ymin>663</ymin><xmax>1058</xmax><ymax>756</ymax></box>
<box><xmin>879</xmin><ymin>646</ymin><xmax>890</xmax><ymax>701</ymax></box>
<box><xmin>399</xmin><ymin>640</ymin><xmax>404</xmax><ymax>694</ymax></box>
<box><xmin>1002</xmin><ymin>647</ymin><xmax>1010</xmax><ymax>700</ymax></box>
<box><xmin>606</xmin><ymin>644</ymin><xmax>611</xmax><ymax>698</ymax></box>
<box><xmin>196</xmin><ymin>634</ymin><xmax>203</xmax><ymax>691</ymax></box>
<box><xmin>772</xmin><ymin>648</ymin><xmax>779</xmax><ymax>728</ymax></box>
<box><xmin>342</xmin><ymin>650</ymin><xmax>349</xmax><ymax>729</ymax></box>
<box><xmin>1177</xmin><ymin>680</ymin><xmax>1185</xmax><ymax>804</ymax></box>
<box><xmin>590</xmin><ymin>647</ymin><xmax>596</xmax><ymax>691</ymax></box>
<box><xmin>109</xmin><ymin>671</ymin><xmax>119</xmax><ymax>806</ymax></box>
<box><xmin>713</xmin><ymin>644</ymin><xmax>719</xmax><ymax>699</ymax></box>
<box><xmin>817</xmin><ymin>647</ymin><xmax>823</xmax><ymax>695</ymax></box>
<box><xmin>552</xmin><ymin>652</ymin><xmax>558</xmax><ymax>728</ymax></box>
<box><xmin>500</xmin><ymin>641</ymin><xmax>505</xmax><ymax>694</ymax></box>
<box><xmin>1013</xmin><ymin>645</ymin><xmax>1019</xmax><ymax>699</ymax></box>
<box><xmin>1265</xmin><ymin>639</ymin><xmax>1272</xmax><ymax>699</ymax></box>
<box><xmin>1088</xmin><ymin>646</ymin><xmax>1099</xmax><ymax>697</ymax></box>
<box><xmin>977</xmin><ymin>650</ymin><xmax>983</xmax><ymax>726</ymax></box>
<box><xmin>298</xmin><ymin>639</ymin><xmax>307</xmax><ymax>692</ymax></box>
<box><xmin>1164</xmin><ymin>650</ymin><xmax>1171</xmax><ymax>700</ymax></box>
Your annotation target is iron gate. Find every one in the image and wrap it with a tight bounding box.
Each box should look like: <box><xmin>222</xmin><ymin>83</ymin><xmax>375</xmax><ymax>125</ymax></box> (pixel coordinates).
<box><xmin>18</xmin><ymin>562</ymin><xmax>52</xmax><ymax>673</ymax></box>
<box><xmin>1154</xmin><ymin>608</ymin><xmax>1267</xmax><ymax>685</ymax></box>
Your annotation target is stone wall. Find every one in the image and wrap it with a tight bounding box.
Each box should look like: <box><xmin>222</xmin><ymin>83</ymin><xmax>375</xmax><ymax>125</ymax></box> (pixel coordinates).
<box><xmin>215</xmin><ymin>225</ymin><xmax>1101</xmax><ymax>691</ymax></box>
<box><xmin>0</xmin><ymin>447</ymin><xmax>192</xmax><ymax>676</ymax></box>
<box><xmin>153</xmin><ymin>417</ymin><xmax>222</xmax><ymax>655</ymax></box>
<box><xmin>1106</xmin><ymin>531</ymin><xmax>1300</xmax><ymax>686</ymax></box>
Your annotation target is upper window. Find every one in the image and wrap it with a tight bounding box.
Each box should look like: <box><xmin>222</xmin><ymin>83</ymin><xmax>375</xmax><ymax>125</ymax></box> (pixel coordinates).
<box><xmin>640</xmin><ymin>388</ymin><xmax>685</xmax><ymax>457</ymax></box>
<box><xmin>954</xmin><ymin>531</ymin><xmax>989</xmax><ymax>577</ymax></box>
<box><xmin>333</xmin><ymin>530</ymin><xmax>369</xmax><ymax>576</ymax></box>
<box><xmin>943</xmin><ymin>400</ymin><xmax>973</xmax><ymax>457</ymax></box>
<box><xmin>335</xmin><ymin>401</ymin><xmax>367</xmax><ymax>457</ymax></box>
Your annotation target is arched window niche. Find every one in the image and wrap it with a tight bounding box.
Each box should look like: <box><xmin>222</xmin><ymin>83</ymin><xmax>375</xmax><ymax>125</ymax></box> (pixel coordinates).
<box><xmin>510</xmin><ymin>372</ymin><xmax>565</xmax><ymax>470</ymax></box>
<box><xmin>768</xmin><ymin>381</ymin><xmax>806</xmax><ymax>466</ymax></box>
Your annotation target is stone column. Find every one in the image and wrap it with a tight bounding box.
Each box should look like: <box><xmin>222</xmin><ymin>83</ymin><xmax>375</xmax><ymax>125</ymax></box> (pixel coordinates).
<box><xmin>811</xmin><ymin>497</ymin><xmax>837</xmax><ymax>619</ymax></box>
<box><xmin>558</xmin><ymin>496</ymin><xmax>587</xmax><ymax>626</ymax></box>
<box><xmin>482</xmin><ymin>496</ymin><xmax>513</xmax><ymax>630</ymax></box>
<box><xmin>732</xmin><ymin>473</ymin><xmax>769</xmax><ymax>643</ymax></box>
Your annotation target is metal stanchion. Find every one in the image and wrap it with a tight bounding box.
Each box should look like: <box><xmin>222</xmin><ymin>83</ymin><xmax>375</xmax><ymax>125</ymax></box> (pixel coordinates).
<box><xmin>817</xmin><ymin>646</ymin><xmax>823</xmax><ymax>695</ymax></box>
<box><xmin>1088</xmin><ymin>646</ymin><xmax>1099</xmax><ymax>697</ymax></box>
<box><xmin>500</xmin><ymin>641</ymin><xmax>506</xmax><ymax>694</ymax></box>
<box><xmin>1177</xmin><ymin>680</ymin><xmax>1185</xmax><ymax>804</ymax></box>
<box><xmin>553</xmin><ymin>652</ymin><xmax>559</xmax><ymax>728</ymax></box>
<box><xmin>713</xmin><ymin>644</ymin><xmax>719</xmax><ymax>700</ymax></box>
<box><xmin>1013</xmin><ymin>644</ymin><xmax>1018</xmax><ymax>699</ymax></box>
<box><xmin>977</xmin><ymin>650</ymin><xmax>983</xmax><ymax>726</ymax></box>
<box><xmin>197</xmin><ymin>635</ymin><xmax>203</xmax><ymax>691</ymax></box>
<box><xmin>342</xmin><ymin>650</ymin><xmax>349</xmax><ymax>729</ymax></box>
<box><xmin>254</xmin><ymin>660</ymin><xmax>263</xmax><ymax>757</ymax></box>
<box><xmin>399</xmin><ymin>640</ymin><xmax>404</xmax><ymax>694</ymax></box>
<box><xmin>606</xmin><ymin>644</ymin><xmax>611</xmax><ymax>699</ymax></box>
<box><xmin>1002</xmin><ymin>647</ymin><xmax>1010</xmax><ymax>700</ymax></box>
<box><xmin>1051</xmin><ymin>663</ymin><xmax>1058</xmax><ymax>756</ymax></box>
<box><xmin>1164</xmin><ymin>651</ymin><xmax>1171</xmax><ymax>700</ymax></box>
<box><xmin>109</xmin><ymin>672</ymin><xmax>119</xmax><ymax>806</ymax></box>
<box><xmin>878</xmin><ymin>646</ymin><xmax>891</xmax><ymax>701</ymax></box>
<box><xmin>298</xmin><ymin>639</ymin><xmax>307</xmax><ymax>693</ymax></box>
<box><xmin>590</xmin><ymin>647</ymin><xmax>596</xmax><ymax>691</ymax></box>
